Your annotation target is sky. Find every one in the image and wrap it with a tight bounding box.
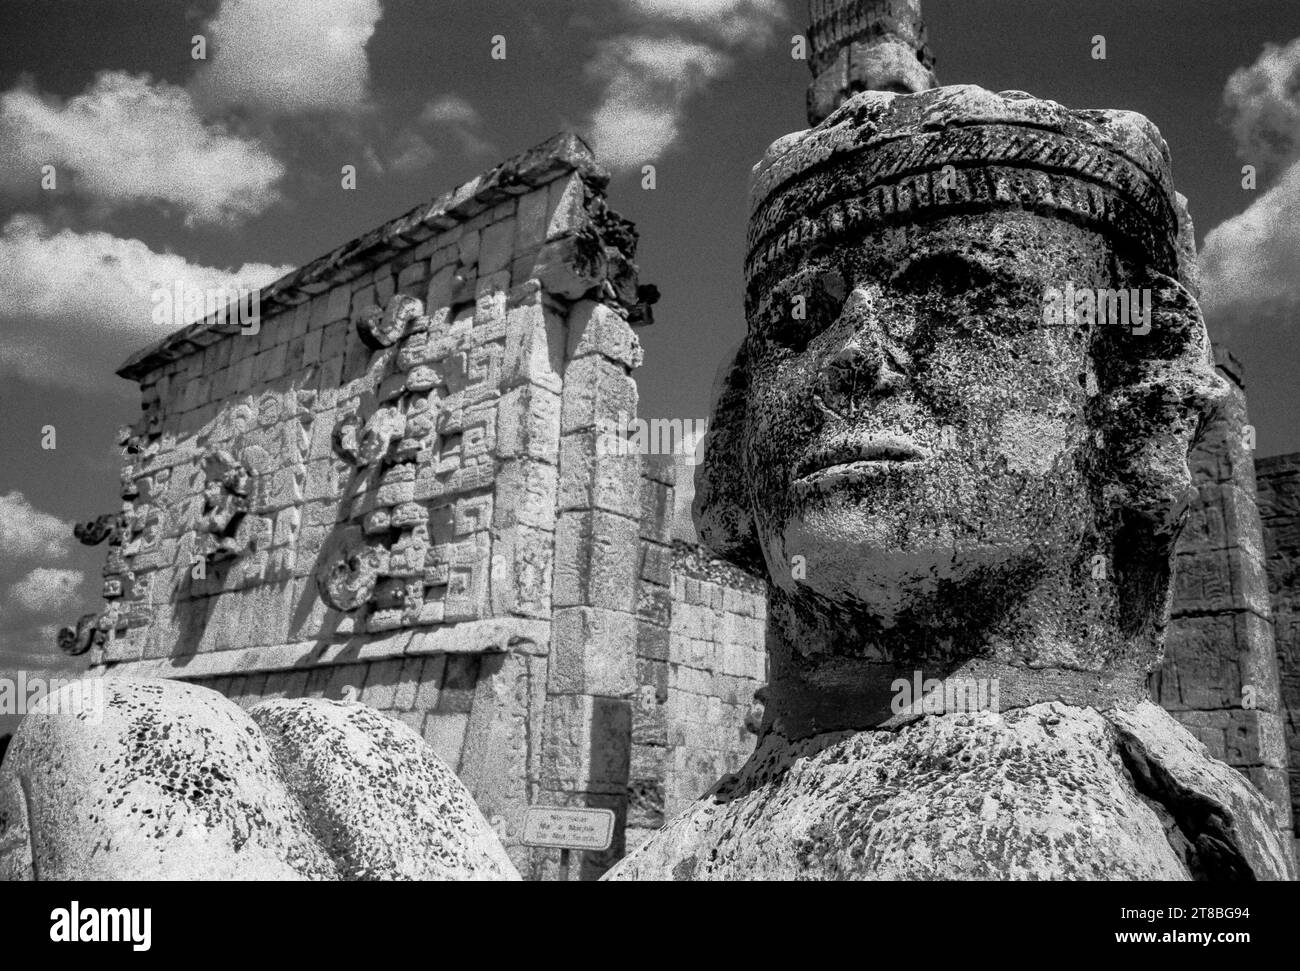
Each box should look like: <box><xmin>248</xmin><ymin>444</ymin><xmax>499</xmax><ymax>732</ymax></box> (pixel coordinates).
<box><xmin>1</xmin><ymin>0</ymin><xmax>1298</xmax><ymax>693</ymax></box>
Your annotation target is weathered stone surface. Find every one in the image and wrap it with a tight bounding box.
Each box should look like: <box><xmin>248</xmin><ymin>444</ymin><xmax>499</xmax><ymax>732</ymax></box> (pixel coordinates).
<box><xmin>74</xmin><ymin>512</ymin><xmax>118</xmax><ymax>546</ymax></box>
<box><xmin>806</xmin><ymin>0</ymin><xmax>938</xmax><ymax>124</ymax></box>
<box><xmin>57</xmin><ymin>613</ymin><xmax>104</xmax><ymax>656</ymax></box>
<box><xmin>0</xmin><ymin>679</ymin><xmax>338</xmax><ymax>880</ymax></box>
<box><xmin>250</xmin><ymin>697</ymin><xmax>521</xmax><ymax>880</ymax></box>
<box><xmin>566</xmin><ymin>300</ymin><xmax>643</xmax><ymax>369</ymax></box>
<box><xmin>706</xmin><ymin>86</ymin><xmax>1220</xmax><ymax>713</ymax></box>
<box><xmin>605</xmin><ymin>702</ymin><xmax>1295</xmax><ymax>880</ymax></box>
<box><xmin>1109</xmin><ymin>702</ymin><xmax>1296</xmax><ymax>879</ymax></box>
<box><xmin>0</xmin><ymin>678</ymin><xmax>520</xmax><ymax>881</ymax></box>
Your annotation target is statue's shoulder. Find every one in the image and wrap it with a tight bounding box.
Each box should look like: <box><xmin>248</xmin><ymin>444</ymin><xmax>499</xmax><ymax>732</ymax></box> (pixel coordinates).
<box><xmin>0</xmin><ymin>677</ymin><xmax>519</xmax><ymax>881</ymax></box>
<box><xmin>604</xmin><ymin>703</ymin><xmax>1296</xmax><ymax>881</ymax></box>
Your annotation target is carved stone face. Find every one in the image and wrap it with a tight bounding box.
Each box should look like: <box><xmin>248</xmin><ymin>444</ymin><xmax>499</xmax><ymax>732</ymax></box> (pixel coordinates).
<box><xmin>744</xmin><ymin>211</ymin><xmax>1121</xmax><ymax>624</ymax></box>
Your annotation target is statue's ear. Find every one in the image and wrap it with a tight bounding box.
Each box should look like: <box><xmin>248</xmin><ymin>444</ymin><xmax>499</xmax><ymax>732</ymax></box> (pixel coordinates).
<box><xmin>1088</xmin><ymin>271</ymin><xmax>1228</xmax><ymax>539</ymax></box>
<box><xmin>693</xmin><ymin>339</ymin><xmax>765</xmax><ymax>574</ymax></box>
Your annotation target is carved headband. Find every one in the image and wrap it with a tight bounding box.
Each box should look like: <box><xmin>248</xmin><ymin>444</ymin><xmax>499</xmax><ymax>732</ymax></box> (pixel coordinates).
<box><xmin>746</xmin><ymin>85</ymin><xmax>1185</xmax><ymax>289</ymax></box>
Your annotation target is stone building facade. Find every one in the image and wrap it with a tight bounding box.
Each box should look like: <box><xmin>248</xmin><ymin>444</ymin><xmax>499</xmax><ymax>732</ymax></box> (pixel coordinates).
<box><xmin>79</xmin><ymin>134</ymin><xmax>767</xmax><ymax>879</ymax></box>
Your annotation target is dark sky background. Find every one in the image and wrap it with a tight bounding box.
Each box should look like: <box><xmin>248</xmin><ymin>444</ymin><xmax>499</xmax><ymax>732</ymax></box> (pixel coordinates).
<box><xmin>0</xmin><ymin>0</ymin><xmax>1297</xmax><ymax>691</ymax></box>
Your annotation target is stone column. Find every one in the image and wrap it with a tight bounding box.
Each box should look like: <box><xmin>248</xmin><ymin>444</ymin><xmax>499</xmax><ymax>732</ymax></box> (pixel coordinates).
<box><xmin>541</xmin><ymin>298</ymin><xmax>646</xmax><ymax>879</ymax></box>
<box><xmin>1156</xmin><ymin>347</ymin><xmax>1293</xmax><ymax>833</ymax></box>
<box><xmin>1256</xmin><ymin>452</ymin><xmax>1300</xmax><ymax>861</ymax></box>
<box><xmin>806</xmin><ymin>0</ymin><xmax>938</xmax><ymax>125</ymax></box>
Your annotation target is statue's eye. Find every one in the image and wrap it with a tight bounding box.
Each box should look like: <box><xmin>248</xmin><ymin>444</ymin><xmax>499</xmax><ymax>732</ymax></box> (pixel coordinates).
<box><xmin>818</xmin><ymin>268</ymin><xmax>846</xmax><ymax>305</ymax></box>
<box><xmin>891</xmin><ymin>253</ymin><xmax>996</xmax><ymax>303</ymax></box>
<box><xmin>762</xmin><ymin>265</ymin><xmax>845</xmax><ymax>350</ymax></box>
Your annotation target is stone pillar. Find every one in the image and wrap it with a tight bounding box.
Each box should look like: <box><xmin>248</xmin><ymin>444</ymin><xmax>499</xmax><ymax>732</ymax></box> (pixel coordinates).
<box><xmin>1156</xmin><ymin>347</ymin><xmax>1293</xmax><ymax>832</ymax></box>
<box><xmin>1256</xmin><ymin>452</ymin><xmax>1300</xmax><ymax>861</ymax></box>
<box><xmin>806</xmin><ymin>0</ymin><xmax>938</xmax><ymax>125</ymax></box>
<box><xmin>541</xmin><ymin>298</ymin><xmax>646</xmax><ymax>879</ymax></box>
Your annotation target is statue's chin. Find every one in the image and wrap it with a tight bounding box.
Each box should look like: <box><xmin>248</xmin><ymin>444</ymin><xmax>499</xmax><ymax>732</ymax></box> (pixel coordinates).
<box><xmin>768</xmin><ymin>509</ymin><xmax>1031</xmax><ymax>624</ymax></box>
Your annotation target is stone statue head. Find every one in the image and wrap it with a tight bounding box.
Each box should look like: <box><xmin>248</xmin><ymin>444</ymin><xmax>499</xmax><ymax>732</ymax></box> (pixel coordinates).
<box><xmin>695</xmin><ymin>86</ymin><xmax>1225</xmax><ymax>732</ymax></box>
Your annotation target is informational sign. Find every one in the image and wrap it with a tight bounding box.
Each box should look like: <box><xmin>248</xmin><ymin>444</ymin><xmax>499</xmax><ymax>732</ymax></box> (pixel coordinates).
<box><xmin>521</xmin><ymin>807</ymin><xmax>615</xmax><ymax>851</ymax></box>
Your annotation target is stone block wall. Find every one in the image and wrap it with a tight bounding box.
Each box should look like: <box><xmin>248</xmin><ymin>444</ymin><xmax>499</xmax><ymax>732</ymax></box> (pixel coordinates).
<box><xmin>1156</xmin><ymin>348</ymin><xmax>1292</xmax><ymax>831</ymax></box>
<box><xmin>661</xmin><ymin>545</ymin><xmax>767</xmax><ymax>820</ymax></box>
<box><xmin>1256</xmin><ymin>452</ymin><xmax>1300</xmax><ymax>853</ymax></box>
<box><xmin>624</xmin><ymin>453</ymin><xmax>768</xmax><ymax>852</ymax></box>
<box><xmin>627</xmin><ymin>455</ymin><xmax>678</xmax><ymax>847</ymax></box>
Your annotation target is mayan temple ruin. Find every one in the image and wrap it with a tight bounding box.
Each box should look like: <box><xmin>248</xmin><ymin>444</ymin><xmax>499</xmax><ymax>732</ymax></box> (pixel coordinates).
<box><xmin>2</xmin><ymin>0</ymin><xmax>1296</xmax><ymax>880</ymax></box>
<box><xmin>37</xmin><ymin>133</ymin><xmax>768</xmax><ymax>879</ymax></box>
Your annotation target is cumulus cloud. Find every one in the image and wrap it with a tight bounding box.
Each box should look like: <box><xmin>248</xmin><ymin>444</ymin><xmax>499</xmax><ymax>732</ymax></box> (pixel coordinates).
<box><xmin>1200</xmin><ymin>161</ymin><xmax>1300</xmax><ymax>329</ymax></box>
<box><xmin>0</xmin><ymin>492</ymin><xmax>74</xmax><ymax>563</ymax></box>
<box><xmin>1201</xmin><ymin>38</ymin><xmax>1300</xmax><ymax>334</ymax></box>
<box><xmin>621</xmin><ymin>0</ymin><xmax>784</xmax><ymax>46</ymax></box>
<box><xmin>420</xmin><ymin>94</ymin><xmax>479</xmax><ymax>127</ymax></box>
<box><xmin>586</xmin><ymin>37</ymin><xmax>729</xmax><ymax>171</ymax></box>
<box><xmin>584</xmin><ymin>0</ymin><xmax>785</xmax><ymax>171</ymax></box>
<box><xmin>0</xmin><ymin>72</ymin><xmax>283</xmax><ymax>226</ymax></box>
<box><xmin>1222</xmin><ymin>36</ymin><xmax>1300</xmax><ymax>185</ymax></box>
<box><xmin>387</xmin><ymin>94</ymin><xmax>498</xmax><ymax>174</ymax></box>
<box><xmin>0</xmin><ymin>494</ymin><xmax>85</xmax><ymax>641</ymax></box>
<box><xmin>7</xmin><ymin>569</ymin><xmax>84</xmax><ymax>615</ymax></box>
<box><xmin>0</xmin><ymin>215</ymin><xmax>291</xmax><ymax>390</ymax></box>
<box><xmin>191</xmin><ymin>0</ymin><xmax>383</xmax><ymax>114</ymax></box>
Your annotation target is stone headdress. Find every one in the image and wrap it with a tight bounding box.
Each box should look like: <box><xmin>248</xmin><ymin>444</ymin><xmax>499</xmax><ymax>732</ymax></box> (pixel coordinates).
<box><xmin>747</xmin><ymin>84</ymin><xmax>1196</xmax><ymax>297</ymax></box>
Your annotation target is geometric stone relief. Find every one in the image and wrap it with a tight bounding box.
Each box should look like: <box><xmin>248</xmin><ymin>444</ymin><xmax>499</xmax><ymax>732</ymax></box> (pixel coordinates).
<box><xmin>317</xmin><ymin>291</ymin><xmax>499</xmax><ymax>635</ymax></box>
<box><xmin>196</xmin><ymin>448</ymin><xmax>252</xmax><ymax>562</ymax></box>
<box><xmin>187</xmin><ymin>386</ymin><xmax>316</xmax><ymax>590</ymax></box>
<box><xmin>75</xmin><ymin>375</ymin><xmax>321</xmax><ymax>660</ymax></box>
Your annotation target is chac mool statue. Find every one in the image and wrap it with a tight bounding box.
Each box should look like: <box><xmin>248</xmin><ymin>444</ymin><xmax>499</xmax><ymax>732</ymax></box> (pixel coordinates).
<box><xmin>605</xmin><ymin>85</ymin><xmax>1297</xmax><ymax>881</ymax></box>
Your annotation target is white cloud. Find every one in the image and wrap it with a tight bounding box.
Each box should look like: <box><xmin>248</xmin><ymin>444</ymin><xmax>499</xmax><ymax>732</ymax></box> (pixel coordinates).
<box><xmin>0</xmin><ymin>215</ymin><xmax>292</xmax><ymax>390</ymax></box>
<box><xmin>191</xmin><ymin>0</ymin><xmax>383</xmax><ymax>114</ymax></box>
<box><xmin>420</xmin><ymin>94</ymin><xmax>479</xmax><ymax>126</ymax></box>
<box><xmin>8</xmin><ymin>569</ymin><xmax>84</xmax><ymax>614</ymax></box>
<box><xmin>1201</xmin><ymin>38</ymin><xmax>1300</xmax><ymax>334</ymax></box>
<box><xmin>0</xmin><ymin>493</ymin><xmax>90</xmax><ymax>662</ymax></box>
<box><xmin>1223</xmin><ymin>37</ymin><xmax>1300</xmax><ymax>185</ymax></box>
<box><xmin>586</xmin><ymin>37</ymin><xmax>729</xmax><ymax>171</ymax></box>
<box><xmin>0</xmin><ymin>492</ymin><xmax>74</xmax><ymax>563</ymax></box>
<box><xmin>585</xmin><ymin>0</ymin><xmax>784</xmax><ymax>171</ymax></box>
<box><xmin>0</xmin><ymin>72</ymin><xmax>283</xmax><ymax>226</ymax></box>
<box><xmin>621</xmin><ymin>0</ymin><xmax>783</xmax><ymax>46</ymax></box>
<box><xmin>1200</xmin><ymin>159</ymin><xmax>1300</xmax><ymax>329</ymax></box>
<box><xmin>387</xmin><ymin>94</ymin><xmax>498</xmax><ymax>174</ymax></box>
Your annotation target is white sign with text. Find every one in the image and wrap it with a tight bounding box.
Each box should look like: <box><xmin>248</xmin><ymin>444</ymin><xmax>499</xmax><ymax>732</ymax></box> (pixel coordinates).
<box><xmin>522</xmin><ymin>807</ymin><xmax>615</xmax><ymax>851</ymax></box>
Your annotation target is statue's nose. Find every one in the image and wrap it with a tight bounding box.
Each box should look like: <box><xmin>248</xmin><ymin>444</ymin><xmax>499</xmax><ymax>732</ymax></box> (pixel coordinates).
<box><xmin>818</xmin><ymin>289</ymin><xmax>910</xmax><ymax>410</ymax></box>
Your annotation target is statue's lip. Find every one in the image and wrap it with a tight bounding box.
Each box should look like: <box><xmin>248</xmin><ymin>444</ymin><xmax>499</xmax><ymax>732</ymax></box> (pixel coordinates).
<box><xmin>795</xmin><ymin>436</ymin><xmax>928</xmax><ymax>481</ymax></box>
